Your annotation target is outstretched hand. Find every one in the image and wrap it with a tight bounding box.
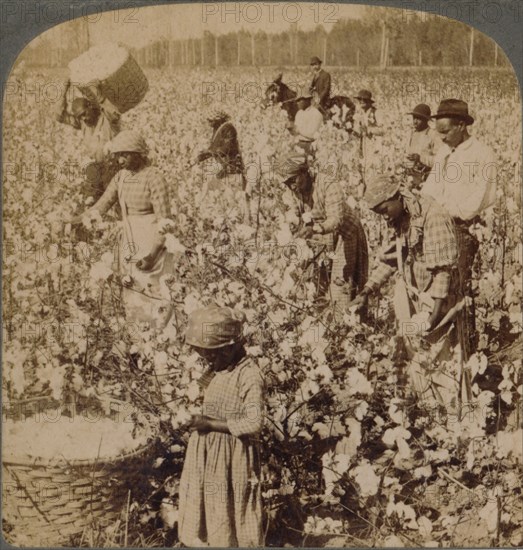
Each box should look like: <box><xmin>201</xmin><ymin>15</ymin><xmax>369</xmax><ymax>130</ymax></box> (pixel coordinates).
<box><xmin>347</xmin><ymin>291</ymin><xmax>369</xmax><ymax>311</ymax></box>
<box><xmin>296</xmin><ymin>225</ymin><xmax>314</xmax><ymax>240</ymax></box>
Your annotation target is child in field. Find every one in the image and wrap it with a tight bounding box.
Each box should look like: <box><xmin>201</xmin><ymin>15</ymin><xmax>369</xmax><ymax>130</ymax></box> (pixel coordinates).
<box><xmin>178</xmin><ymin>305</ymin><xmax>264</xmax><ymax>547</ymax></box>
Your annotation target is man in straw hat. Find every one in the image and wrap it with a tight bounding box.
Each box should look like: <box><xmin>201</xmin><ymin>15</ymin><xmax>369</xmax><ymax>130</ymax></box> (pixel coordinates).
<box><xmin>349</xmin><ymin>175</ymin><xmax>467</xmax><ymax>410</ymax></box>
<box><xmin>404</xmin><ymin>103</ymin><xmax>442</xmax><ymax>188</ymax></box>
<box><xmin>309</xmin><ymin>56</ymin><xmax>331</xmax><ymax>114</ymax></box>
<box><xmin>274</xmin><ymin>152</ymin><xmax>368</xmax><ymax>312</ymax></box>
<box><xmin>55</xmin><ymin>78</ymin><xmax>121</xmax><ymax>202</ymax></box>
<box><xmin>422</xmin><ymin>99</ymin><xmax>497</xmax><ymax>357</ymax></box>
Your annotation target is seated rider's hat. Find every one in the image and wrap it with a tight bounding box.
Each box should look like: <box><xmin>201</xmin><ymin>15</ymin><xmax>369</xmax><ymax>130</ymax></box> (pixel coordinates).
<box><xmin>310</xmin><ymin>56</ymin><xmax>322</xmax><ymax>65</ymax></box>
<box><xmin>354</xmin><ymin>89</ymin><xmax>374</xmax><ymax>103</ymax></box>
<box><xmin>185</xmin><ymin>304</ymin><xmax>246</xmax><ymax>349</ymax></box>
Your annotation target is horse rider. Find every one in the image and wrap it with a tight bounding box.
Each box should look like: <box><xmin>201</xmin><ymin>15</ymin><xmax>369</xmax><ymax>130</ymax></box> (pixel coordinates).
<box><xmin>309</xmin><ymin>56</ymin><xmax>331</xmax><ymax>117</ymax></box>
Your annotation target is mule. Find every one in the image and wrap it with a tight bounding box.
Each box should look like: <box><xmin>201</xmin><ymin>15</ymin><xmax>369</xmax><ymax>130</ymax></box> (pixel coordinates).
<box><xmin>262</xmin><ymin>73</ymin><xmax>356</xmax><ymax>131</ymax></box>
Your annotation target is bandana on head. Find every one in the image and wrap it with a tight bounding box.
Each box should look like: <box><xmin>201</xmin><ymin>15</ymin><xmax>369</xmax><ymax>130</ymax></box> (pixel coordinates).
<box><xmin>207</xmin><ymin>108</ymin><xmax>229</xmax><ymax>123</ymax></box>
<box><xmin>274</xmin><ymin>152</ymin><xmax>308</xmax><ymax>180</ymax></box>
<box><xmin>185</xmin><ymin>304</ymin><xmax>246</xmax><ymax>349</ymax></box>
<box><xmin>106</xmin><ymin>130</ymin><xmax>148</xmax><ymax>156</ymax></box>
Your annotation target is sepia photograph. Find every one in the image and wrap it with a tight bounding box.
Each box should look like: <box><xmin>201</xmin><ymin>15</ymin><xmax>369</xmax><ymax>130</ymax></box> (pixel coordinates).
<box><xmin>2</xmin><ymin>1</ymin><xmax>522</xmax><ymax>547</ymax></box>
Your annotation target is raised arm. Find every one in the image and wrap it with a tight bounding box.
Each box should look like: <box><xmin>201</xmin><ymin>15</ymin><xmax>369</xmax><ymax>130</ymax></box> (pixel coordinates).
<box><xmin>55</xmin><ymin>79</ymin><xmax>81</xmax><ymax>130</ymax></box>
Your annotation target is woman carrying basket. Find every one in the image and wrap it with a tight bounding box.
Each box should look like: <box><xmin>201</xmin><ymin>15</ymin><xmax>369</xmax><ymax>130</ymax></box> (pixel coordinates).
<box><xmin>178</xmin><ymin>305</ymin><xmax>264</xmax><ymax>547</ymax></box>
<box><xmin>56</xmin><ymin>78</ymin><xmax>121</xmax><ymax>203</ymax></box>
<box><xmin>71</xmin><ymin>130</ymin><xmax>174</xmax><ymax>330</ymax></box>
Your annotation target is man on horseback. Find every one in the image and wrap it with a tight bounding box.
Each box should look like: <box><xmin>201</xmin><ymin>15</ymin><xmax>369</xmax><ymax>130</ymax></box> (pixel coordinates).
<box><xmin>309</xmin><ymin>56</ymin><xmax>331</xmax><ymax>116</ymax></box>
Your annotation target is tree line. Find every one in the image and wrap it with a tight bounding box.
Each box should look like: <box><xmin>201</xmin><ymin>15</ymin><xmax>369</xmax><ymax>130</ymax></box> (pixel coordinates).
<box><xmin>18</xmin><ymin>10</ymin><xmax>509</xmax><ymax>69</ymax></box>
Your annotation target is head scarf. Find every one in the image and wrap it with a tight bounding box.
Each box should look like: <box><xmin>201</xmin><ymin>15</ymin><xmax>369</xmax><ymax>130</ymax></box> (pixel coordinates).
<box><xmin>105</xmin><ymin>130</ymin><xmax>149</xmax><ymax>156</ymax></box>
<box><xmin>185</xmin><ymin>304</ymin><xmax>246</xmax><ymax>349</ymax></box>
<box><xmin>207</xmin><ymin>107</ymin><xmax>229</xmax><ymax>124</ymax></box>
<box><xmin>364</xmin><ymin>174</ymin><xmax>400</xmax><ymax>210</ymax></box>
<box><xmin>274</xmin><ymin>152</ymin><xmax>308</xmax><ymax>181</ymax></box>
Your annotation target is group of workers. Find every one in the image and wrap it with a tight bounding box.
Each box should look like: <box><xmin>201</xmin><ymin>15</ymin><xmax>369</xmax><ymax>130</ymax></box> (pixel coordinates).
<box><xmin>54</xmin><ymin>59</ymin><xmax>497</xmax><ymax>547</ymax></box>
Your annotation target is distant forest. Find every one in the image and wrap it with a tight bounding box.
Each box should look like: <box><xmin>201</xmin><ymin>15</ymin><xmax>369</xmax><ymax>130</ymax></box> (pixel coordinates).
<box><xmin>20</xmin><ymin>8</ymin><xmax>509</xmax><ymax>69</ymax></box>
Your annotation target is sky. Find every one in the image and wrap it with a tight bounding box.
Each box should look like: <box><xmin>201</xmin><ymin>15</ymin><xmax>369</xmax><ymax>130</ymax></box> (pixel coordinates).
<box><xmin>80</xmin><ymin>3</ymin><xmax>366</xmax><ymax>47</ymax></box>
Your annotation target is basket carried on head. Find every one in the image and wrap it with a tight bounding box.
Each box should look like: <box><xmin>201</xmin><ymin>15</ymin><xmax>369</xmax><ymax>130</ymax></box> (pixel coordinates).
<box><xmin>69</xmin><ymin>43</ymin><xmax>149</xmax><ymax>114</ymax></box>
<box><xmin>2</xmin><ymin>396</ymin><xmax>158</xmax><ymax>547</ymax></box>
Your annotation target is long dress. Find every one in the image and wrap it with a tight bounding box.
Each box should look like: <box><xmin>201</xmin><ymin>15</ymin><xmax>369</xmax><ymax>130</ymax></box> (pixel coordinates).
<box><xmin>178</xmin><ymin>357</ymin><xmax>264</xmax><ymax>547</ymax></box>
<box><xmin>93</xmin><ymin>165</ymin><xmax>174</xmax><ymax>330</ymax></box>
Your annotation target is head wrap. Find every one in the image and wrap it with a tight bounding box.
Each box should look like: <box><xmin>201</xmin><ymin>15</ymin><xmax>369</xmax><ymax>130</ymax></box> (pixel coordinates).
<box><xmin>185</xmin><ymin>305</ymin><xmax>246</xmax><ymax>349</ymax></box>
<box><xmin>364</xmin><ymin>174</ymin><xmax>401</xmax><ymax>210</ymax></box>
<box><xmin>274</xmin><ymin>152</ymin><xmax>308</xmax><ymax>181</ymax></box>
<box><xmin>105</xmin><ymin>130</ymin><xmax>148</xmax><ymax>156</ymax></box>
<box><xmin>207</xmin><ymin>107</ymin><xmax>229</xmax><ymax>124</ymax></box>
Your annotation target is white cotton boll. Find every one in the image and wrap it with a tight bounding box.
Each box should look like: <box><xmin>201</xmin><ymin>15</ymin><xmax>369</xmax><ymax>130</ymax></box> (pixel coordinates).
<box><xmin>160</xmin><ymin>500</ymin><xmax>178</xmax><ymax>528</ymax></box>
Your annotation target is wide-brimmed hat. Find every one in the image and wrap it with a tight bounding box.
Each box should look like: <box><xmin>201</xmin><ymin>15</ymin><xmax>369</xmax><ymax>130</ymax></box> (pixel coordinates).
<box><xmin>185</xmin><ymin>305</ymin><xmax>245</xmax><ymax>349</ymax></box>
<box><xmin>364</xmin><ymin>175</ymin><xmax>401</xmax><ymax>210</ymax></box>
<box><xmin>432</xmin><ymin>99</ymin><xmax>474</xmax><ymax>125</ymax></box>
<box><xmin>274</xmin><ymin>152</ymin><xmax>308</xmax><ymax>181</ymax></box>
<box><xmin>106</xmin><ymin>130</ymin><xmax>148</xmax><ymax>156</ymax></box>
<box><xmin>310</xmin><ymin>56</ymin><xmax>322</xmax><ymax>65</ymax></box>
<box><xmin>354</xmin><ymin>89</ymin><xmax>374</xmax><ymax>103</ymax></box>
<box><xmin>408</xmin><ymin>103</ymin><xmax>431</xmax><ymax>120</ymax></box>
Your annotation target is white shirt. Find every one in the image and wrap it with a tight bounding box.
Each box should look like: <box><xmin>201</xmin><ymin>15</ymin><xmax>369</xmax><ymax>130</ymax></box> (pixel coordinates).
<box><xmin>421</xmin><ymin>136</ymin><xmax>497</xmax><ymax>221</ymax></box>
<box><xmin>294</xmin><ymin>106</ymin><xmax>323</xmax><ymax>141</ymax></box>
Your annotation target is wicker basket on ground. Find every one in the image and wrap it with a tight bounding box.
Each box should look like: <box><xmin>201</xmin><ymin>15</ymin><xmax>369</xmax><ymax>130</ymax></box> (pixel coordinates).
<box><xmin>69</xmin><ymin>43</ymin><xmax>149</xmax><ymax>114</ymax></box>
<box><xmin>2</xmin><ymin>396</ymin><xmax>157</xmax><ymax>547</ymax></box>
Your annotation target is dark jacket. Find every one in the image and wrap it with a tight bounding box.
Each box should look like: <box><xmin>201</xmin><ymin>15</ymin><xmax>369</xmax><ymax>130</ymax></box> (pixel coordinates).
<box><xmin>199</xmin><ymin>121</ymin><xmax>244</xmax><ymax>178</ymax></box>
<box><xmin>309</xmin><ymin>69</ymin><xmax>331</xmax><ymax>109</ymax></box>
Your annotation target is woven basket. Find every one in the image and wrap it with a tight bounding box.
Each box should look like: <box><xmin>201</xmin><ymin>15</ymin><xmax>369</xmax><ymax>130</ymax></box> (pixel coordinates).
<box><xmin>2</xmin><ymin>396</ymin><xmax>157</xmax><ymax>547</ymax></box>
<box><xmin>70</xmin><ymin>46</ymin><xmax>148</xmax><ymax>114</ymax></box>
